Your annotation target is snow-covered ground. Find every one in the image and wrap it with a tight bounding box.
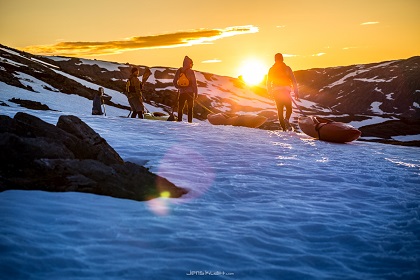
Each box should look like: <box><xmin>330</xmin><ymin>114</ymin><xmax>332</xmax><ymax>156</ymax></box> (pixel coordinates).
<box><xmin>1</xmin><ymin>86</ymin><xmax>420</xmax><ymax>279</ymax></box>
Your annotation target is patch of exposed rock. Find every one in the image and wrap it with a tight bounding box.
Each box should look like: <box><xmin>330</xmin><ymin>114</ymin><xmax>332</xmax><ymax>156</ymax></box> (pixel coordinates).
<box><xmin>0</xmin><ymin>112</ymin><xmax>187</xmax><ymax>201</ymax></box>
<box><xmin>9</xmin><ymin>98</ymin><xmax>54</xmax><ymax>111</ymax></box>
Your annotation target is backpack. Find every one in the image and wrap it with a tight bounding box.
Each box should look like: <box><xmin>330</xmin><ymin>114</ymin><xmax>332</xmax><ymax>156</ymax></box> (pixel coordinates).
<box><xmin>125</xmin><ymin>78</ymin><xmax>138</xmax><ymax>98</ymax></box>
<box><xmin>270</xmin><ymin>63</ymin><xmax>292</xmax><ymax>86</ymax></box>
<box><xmin>125</xmin><ymin>79</ymin><xmax>136</xmax><ymax>94</ymax></box>
<box><xmin>177</xmin><ymin>69</ymin><xmax>190</xmax><ymax>87</ymax></box>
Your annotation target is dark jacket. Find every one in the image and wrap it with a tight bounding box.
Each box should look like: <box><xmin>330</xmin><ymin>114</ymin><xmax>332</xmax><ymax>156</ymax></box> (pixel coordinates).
<box><xmin>92</xmin><ymin>93</ymin><xmax>103</xmax><ymax>115</ymax></box>
<box><xmin>128</xmin><ymin>74</ymin><xmax>144</xmax><ymax>112</ymax></box>
<box><xmin>173</xmin><ymin>56</ymin><xmax>198</xmax><ymax>97</ymax></box>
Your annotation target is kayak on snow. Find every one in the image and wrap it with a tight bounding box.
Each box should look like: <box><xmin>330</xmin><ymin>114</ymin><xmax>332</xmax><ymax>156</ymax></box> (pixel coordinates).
<box><xmin>207</xmin><ymin>113</ymin><xmax>267</xmax><ymax>128</ymax></box>
<box><xmin>298</xmin><ymin>116</ymin><xmax>361</xmax><ymax>143</ymax></box>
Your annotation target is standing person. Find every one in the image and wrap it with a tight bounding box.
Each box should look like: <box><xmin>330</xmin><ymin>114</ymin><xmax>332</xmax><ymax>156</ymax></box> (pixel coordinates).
<box><xmin>173</xmin><ymin>56</ymin><xmax>198</xmax><ymax>123</ymax></box>
<box><xmin>127</xmin><ymin>67</ymin><xmax>144</xmax><ymax>119</ymax></box>
<box><xmin>92</xmin><ymin>87</ymin><xmax>105</xmax><ymax>115</ymax></box>
<box><xmin>266</xmin><ymin>53</ymin><xmax>300</xmax><ymax>131</ymax></box>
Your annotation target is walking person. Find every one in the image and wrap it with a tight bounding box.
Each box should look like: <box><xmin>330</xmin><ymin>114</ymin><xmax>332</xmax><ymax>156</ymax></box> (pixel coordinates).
<box><xmin>173</xmin><ymin>56</ymin><xmax>198</xmax><ymax>123</ymax></box>
<box><xmin>266</xmin><ymin>53</ymin><xmax>300</xmax><ymax>131</ymax></box>
<box><xmin>92</xmin><ymin>87</ymin><xmax>105</xmax><ymax>115</ymax></box>
<box><xmin>127</xmin><ymin>67</ymin><xmax>145</xmax><ymax>119</ymax></box>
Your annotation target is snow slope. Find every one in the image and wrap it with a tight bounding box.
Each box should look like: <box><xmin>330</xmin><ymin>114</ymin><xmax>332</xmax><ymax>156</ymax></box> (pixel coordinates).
<box><xmin>1</xmin><ymin>82</ymin><xmax>420</xmax><ymax>279</ymax></box>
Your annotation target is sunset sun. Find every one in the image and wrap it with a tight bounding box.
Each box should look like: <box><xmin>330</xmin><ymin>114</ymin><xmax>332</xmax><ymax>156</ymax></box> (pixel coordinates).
<box><xmin>238</xmin><ymin>59</ymin><xmax>267</xmax><ymax>86</ymax></box>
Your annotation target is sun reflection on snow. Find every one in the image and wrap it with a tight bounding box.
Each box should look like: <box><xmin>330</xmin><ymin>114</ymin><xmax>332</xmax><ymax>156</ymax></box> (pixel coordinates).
<box><xmin>316</xmin><ymin>157</ymin><xmax>329</xmax><ymax>163</ymax></box>
<box><xmin>301</xmin><ymin>138</ymin><xmax>317</xmax><ymax>146</ymax></box>
<box><xmin>385</xmin><ymin>158</ymin><xmax>420</xmax><ymax>169</ymax></box>
<box><xmin>277</xmin><ymin>155</ymin><xmax>297</xmax><ymax>160</ymax></box>
<box><xmin>272</xmin><ymin>142</ymin><xmax>292</xmax><ymax>149</ymax></box>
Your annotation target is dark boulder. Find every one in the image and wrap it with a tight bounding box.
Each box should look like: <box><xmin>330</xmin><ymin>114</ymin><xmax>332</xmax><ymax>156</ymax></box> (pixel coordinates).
<box><xmin>0</xmin><ymin>113</ymin><xmax>187</xmax><ymax>201</ymax></box>
<box><xmin>57</xmin><ymin>115</ymin><xmax>123</xmax><ymax>165</ymax></box>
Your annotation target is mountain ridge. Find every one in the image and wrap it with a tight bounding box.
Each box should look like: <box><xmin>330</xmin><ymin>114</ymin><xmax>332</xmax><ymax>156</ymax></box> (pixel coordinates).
<box><xmin>1</xmin><ymin>44</ymin><xmax>419</xmax><ymax>146</ymax></box>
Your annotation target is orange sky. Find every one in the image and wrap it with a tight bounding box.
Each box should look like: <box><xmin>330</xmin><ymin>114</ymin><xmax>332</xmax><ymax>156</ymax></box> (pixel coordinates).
<box><xmin>1</xmin><ymin>0</ymin><xmax>419</xmax><ymax>77</ymax></box>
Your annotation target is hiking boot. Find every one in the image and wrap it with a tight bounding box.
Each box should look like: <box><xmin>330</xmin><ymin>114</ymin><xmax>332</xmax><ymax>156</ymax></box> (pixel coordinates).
<box><xmin>284</xmin><ymin>119</ymin><xmax>292</xmax><ymax>131</ymax></box>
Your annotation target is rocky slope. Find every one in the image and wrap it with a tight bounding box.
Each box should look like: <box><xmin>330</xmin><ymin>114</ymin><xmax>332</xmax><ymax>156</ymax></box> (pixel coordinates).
<box><xmin>294</xmin><ymin>57</ymin><xmax>420</xmax><ymax>118</ymax></box>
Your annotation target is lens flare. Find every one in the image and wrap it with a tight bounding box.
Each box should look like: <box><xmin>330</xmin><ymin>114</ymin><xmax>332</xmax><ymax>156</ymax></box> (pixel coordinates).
<box><xmin>160</xmin><ymin>191</ymin><xmax>171</xmax><ymax>198</ymax></box>
<box><xmin>147</xmin><ymin>144</ymin><xmax>216</xmax><ymax>215</ymax></box>
<box><xmin>146</xmin><ymin>198</ymin><xmax>170</xmax><ymax>216</ymax></box>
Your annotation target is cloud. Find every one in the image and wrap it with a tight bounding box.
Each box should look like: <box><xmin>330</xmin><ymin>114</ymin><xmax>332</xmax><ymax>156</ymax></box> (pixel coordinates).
<box><xmin>202</xmin><ymin>59</ymin><xmax>222</xmax><ymax>63</ymax></box>
<box><xmin>361</xmin><ymin>21</ymin><xmax>379</xmax><ymax>25</ymax></box>
<box><xmin>343</xmin><ymin>46</ymin><xmax>358</xmax><ymax>50</ymax></box>
<box><xmin>312</xmin><ymin>53</ymin><xmax>326</xmax><ymax>57</ymax></box>
<box><xmin>21</xmin><ymin>25</ymin><xmax>259</xmax><ymax>56</ymax></box>
<box><xmin>283</xmin><ymin>54</ymin><xmax>298</xmax><ymax>58</ymax></box>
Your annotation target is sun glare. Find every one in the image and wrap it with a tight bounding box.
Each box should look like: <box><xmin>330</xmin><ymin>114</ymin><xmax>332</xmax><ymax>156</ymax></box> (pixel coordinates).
<box><xmin>239</xmin><ymin>59</ymin><xmax>267</xmax><ymax>86</ymax></box>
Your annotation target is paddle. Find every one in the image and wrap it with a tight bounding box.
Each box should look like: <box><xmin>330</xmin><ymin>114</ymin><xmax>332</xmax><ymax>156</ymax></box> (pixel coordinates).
<box><xmin>167</xmin><ymin>90</ymin><xmax>179</xmax><ymax>121</ymax></box>
<box><xmin>141</xmin><ymin>67</ymin><xmax>152</xmax><ymax>85</ymax></box>
<box><xmin>141</xmin><ymin>67</ymin><xmax>153</xmax><ymax>114</ymax></box>
<box><xmin>291</xmin><ymin>97</ymin><xmax>307</xmax><ymax>117</ymax></box>
<box><xmin>102</xmin><ymin>101</ymin><xmax>106</xmax><ymax>116</ymax></box>
<box><xmin>195</xmin><ymin>98</ymin><xmax>215</xmax><ymax>114</ymax></box>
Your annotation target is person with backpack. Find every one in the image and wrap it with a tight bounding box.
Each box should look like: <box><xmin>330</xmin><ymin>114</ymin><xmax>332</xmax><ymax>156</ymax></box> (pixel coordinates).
<box><xmin>173</xmin><ymin>56</ymin><xmax>198</xmax><ymax>123</ymax></box>
<box><xmin>266</xmin><ymin>53</ymin><xmax>300</xmax><ymax>131</ymax></box>
<box><xmin>126</xmin><ymin>67</ymin><xmax>144</xmax><ymax>118</ymax></box>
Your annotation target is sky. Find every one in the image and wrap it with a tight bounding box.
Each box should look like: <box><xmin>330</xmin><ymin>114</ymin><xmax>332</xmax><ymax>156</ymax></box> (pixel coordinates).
<box><xmin>1</xmin><ymin>0</ymin><xmax>419</xmax><ymax>78</ymax></box>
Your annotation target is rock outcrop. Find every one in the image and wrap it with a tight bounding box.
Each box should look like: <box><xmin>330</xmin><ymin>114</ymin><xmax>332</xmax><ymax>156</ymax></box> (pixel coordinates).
<box><xmin>0</xmin><ymin>112</ymin><xmax>187</xmax><ymax>201</ymax></box>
